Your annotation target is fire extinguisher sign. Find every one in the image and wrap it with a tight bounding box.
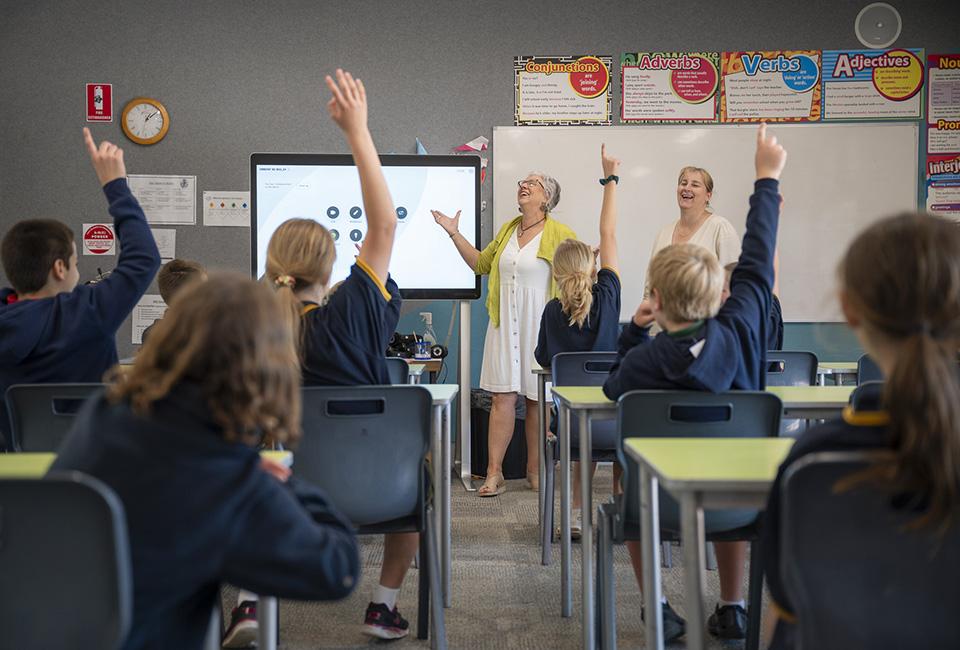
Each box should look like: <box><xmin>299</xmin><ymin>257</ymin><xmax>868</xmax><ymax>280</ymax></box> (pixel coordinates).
<box><xmin>86</xmin><ymin>83</ymin><xmax>113</xmax><ymax>122</ymax></box>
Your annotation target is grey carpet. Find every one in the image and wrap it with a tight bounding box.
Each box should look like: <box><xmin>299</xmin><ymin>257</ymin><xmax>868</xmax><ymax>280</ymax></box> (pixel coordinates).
<box><xmin>222</xmin><ymin>464</ymin><xmax>767</xmax><ymax>649</ymax></box>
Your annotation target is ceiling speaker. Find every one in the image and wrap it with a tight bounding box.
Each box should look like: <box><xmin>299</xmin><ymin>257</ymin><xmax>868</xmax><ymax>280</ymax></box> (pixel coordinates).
<box><xmin>855</xmin><ymin>3</ymin><xmax>902</xmax><ymax>49</ymax></box>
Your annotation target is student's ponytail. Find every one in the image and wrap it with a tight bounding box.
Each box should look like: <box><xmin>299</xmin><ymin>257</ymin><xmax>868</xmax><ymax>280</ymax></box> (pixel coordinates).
<box><xmin>552</xmin><ymin>239</ymin><xmax>595</xmax><ymax>329</ymax></box>
<box><xmin>840</xmin><ymin>213</ymin><xmax>960</xmax><ymax>534</ymax></box>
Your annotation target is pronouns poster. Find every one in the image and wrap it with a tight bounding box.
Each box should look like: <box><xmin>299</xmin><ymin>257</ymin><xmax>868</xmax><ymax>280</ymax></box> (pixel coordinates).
<box><xmin>721</xmin><ymin>51</ymin><xmax>822</xmax><ymax>122</ymax></box>
<box><xmin>925</xmin><ymin>154</ymin><xmax>960</xmax><ymax>218</ymax></box>
<box><xmin>927</xmin><ymin>54</ymin><xmax>960</xmax><ymax>155</ymax></box>
<box><xmin>822</xmin><ymin>49</ymin><xmax>924</xmax><ymax>120</ymax></box>
<box><xmin>621</xmin><ymin>53</ymin><xmax>719</xmax><ymax>122</ymax></box>
<box><xmin>515</xmin><ymin>55</ymin><xmax>612</xmax><ymax>125</ymax></box>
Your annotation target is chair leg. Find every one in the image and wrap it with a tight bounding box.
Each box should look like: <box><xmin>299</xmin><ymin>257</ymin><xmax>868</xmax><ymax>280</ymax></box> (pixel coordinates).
<box><xmin>706</xmin><ymin>541</ymin><xmax>717</xmax><ymax>571</ymax></box>
<box><xmin>542</xmin><ymin>435</ymin><xmax>556</xmax><ymax>565</ymax></box>
<box><xmin>597</xmin><ymin>504</ymin><xmax>617</xmax><ymax>650</ymax></box>
<box><xmin>425</xmin><ymin>510</ymin><xmax>447</xmax><ymax>650</ymax></box>
<box><xmin>257</xmin><ymin>596</ymin><xmax>279</xmax><ymax>650</ymax></box>
<box><xmin>745</xmin><ymin>540</ymin><xmax>763</xmax><ymax>650</ymax></box>
<box><xmin>661</xmin><ymin>541</ymin><xmax>672</xmax><ymax>568</ymax></box>
<box><xmin>417</xmin><ymin>527</ymin><xmax>430</xmax><ymax>641</ymax></box>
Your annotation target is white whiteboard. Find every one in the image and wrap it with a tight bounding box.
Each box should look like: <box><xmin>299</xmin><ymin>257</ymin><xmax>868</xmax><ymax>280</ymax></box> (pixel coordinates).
<box><xmin>493</xmin><ymin>123</ymin><xmax>919</xmax><ymax>321</ymax></box>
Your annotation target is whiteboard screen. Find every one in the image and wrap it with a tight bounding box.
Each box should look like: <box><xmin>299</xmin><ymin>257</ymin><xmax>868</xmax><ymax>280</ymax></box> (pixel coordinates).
<box><xmin>493</xmin><ymin>123</ymin><xmax>919</xmax><ymax>321</ymax></box>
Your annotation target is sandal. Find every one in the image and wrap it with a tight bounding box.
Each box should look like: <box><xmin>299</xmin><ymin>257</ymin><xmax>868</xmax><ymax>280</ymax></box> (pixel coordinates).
<box><xmin>477</xmin><ymin>472</ymin><xmax>506</xmax><ymax>497</ymax></box>
<box><xmin>526</xmin><ymin>470</ymin><xmax>539</xmax><ymax>492</ymax></box>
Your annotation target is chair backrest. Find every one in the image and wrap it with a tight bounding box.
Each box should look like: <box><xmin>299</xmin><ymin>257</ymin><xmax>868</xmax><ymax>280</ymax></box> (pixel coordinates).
<box><xmin>385</xmin><ymin>357</ymin><xmax>409</xmax><ymax>384</ymax></box>
<box><xmin>857</xmin><ymin>353</ymin><xmax>883</xmax><ymax>384</ymax></box>
<box><xmin>617</xmin><ymin>390</ymin><xmax>783</xmax><ymax>533</ymax></box>
<box><xmin>551</xmin><ymin>352</ymin><xmax>618</xmax><ymax>450</ymax></box>
<box><xmin>766</xmin><ymin>350</ymin><xmax>818</xmax><ymax>387</ymax></box>
<box><xmin>0</xmin><ymin>471</ymin><xmax>132</xmax><ymax>650</ymax></box>
<box><xmin>295</xmin><ymin>385</ymin><xmax>431</xmax><ymax>527</ymax></box>
<box><xmin>781</xmin><ymin>451</ymin><xmax>960</xmax><ymax>649</ymax></box>
<box><xmin>5</xmin><ymin>383</ymin><xmax>106</xmax><ymax>452</ymax></box>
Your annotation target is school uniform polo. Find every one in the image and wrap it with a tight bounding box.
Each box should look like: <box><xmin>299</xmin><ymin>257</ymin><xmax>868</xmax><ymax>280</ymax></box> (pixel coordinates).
<box><xmin>759</xmin><ymin>382</ymin><xmax>888</xmax><ymax>649</ymax></box>
<box><xmin>534</xmin><ymin>267</ymin><xmax>621</xmax><ymax>367</ymax></box>
<box><xmin>300</xmin><ymin>258</ymin><xmax>401</xmax><ymax>387</ymax></box>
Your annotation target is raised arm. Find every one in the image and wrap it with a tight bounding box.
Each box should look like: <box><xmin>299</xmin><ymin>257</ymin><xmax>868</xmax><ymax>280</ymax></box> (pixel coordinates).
<box><xmin>598</xmin><ymin>143</ymin><xmax>620</xmax><ymax>273</ymax></box>
<box><xmin>83</xmin><ymin>127</ymin><xmax>126</xmax><ymax>186</ymax></box>
<box><xmin>325</xmin><ymin>69</ymin><xmax>395</xmax><ymax>282</ymax></box>
<box><xmin>432</xmin><ymin>209</ymin><xmax>480</xmax><ymax>271</ymax></box>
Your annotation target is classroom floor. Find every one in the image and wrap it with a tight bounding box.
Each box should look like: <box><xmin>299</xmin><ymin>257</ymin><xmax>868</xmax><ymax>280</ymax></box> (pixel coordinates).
<box><xmin>221</xmin><ymin>464</ymin><xmax>766</xmax><ymax>649</ymax></box>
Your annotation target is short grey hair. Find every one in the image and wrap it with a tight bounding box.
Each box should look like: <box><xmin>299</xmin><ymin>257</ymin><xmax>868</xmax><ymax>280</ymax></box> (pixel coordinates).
<box><xmin>530</xmin><ymin>171</ymin><xmax>561</xmax><ymax>213</ymax></box>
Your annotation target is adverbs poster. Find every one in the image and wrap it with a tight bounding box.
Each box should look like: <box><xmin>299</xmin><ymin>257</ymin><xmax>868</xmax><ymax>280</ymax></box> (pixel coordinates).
<box><xmin>515</xmin><ymin>55</ymin><xmax>612</xmax><ymax>125</ymax></box>
<box><xmin>721</xmin><ymin>51</ymin><xmax>822</xmax><ymax>122</ymax></box>
<box><xmin>822</xmin><ymin>49</ymin><xmax>924</xmax><ymax>120</ymax></box>
<box><xmin>927</xmin><ymin>54</ymin><xmax>960</xmax><ymax>155</ymax></box>
<box><xmin>621</xmin><ymin>52</ymin><xmax>719</xmax><ymax>122</ymax></box>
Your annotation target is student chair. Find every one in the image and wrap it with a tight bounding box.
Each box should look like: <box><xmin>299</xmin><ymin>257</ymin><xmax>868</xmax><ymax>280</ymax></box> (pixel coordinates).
<box><xmin>4</xmin><ymin>383</ymin><xmax>106</xmax><ymax>452</ymax></box>
<box><xmin>542</xmin><ymin>351</ymin><xmax>618</xmax><ymax>563</ymax></box>
<box><xmin>766</xmin><ymin>351</ymin><xmax>818</xmax><ymax>437</ymax></box>
<box><xmin>0</xmin><ymin>471</ymin><xmax>133</xmax><ymax>650</ymax></box>
<box><xmin>857</xmin><ymin>353</ymin><xmax>883</xmax><ymax>384</ymax></box>
<box><xmin>781</xmin><ymin>451</ymin><xmax>960</xmax><ymax>649</ymax></box>
<box><xmin>385</xmin><ymin>356</ymin><xmax>410</xmax><ymax>384</ymax></box>
<box><xmin>597</xmin><ymin>390</ymin><xmax>783</xmax><ymax>650</ymax></box>
<box><xmin>294</xmin><ymin>385</ymin><xmax>445</xmax><ymax>648</ymax></box>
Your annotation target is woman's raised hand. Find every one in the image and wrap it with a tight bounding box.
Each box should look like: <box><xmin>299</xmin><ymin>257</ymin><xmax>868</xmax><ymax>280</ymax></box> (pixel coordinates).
<box><xmin>431</xmin><ymin>209</ymin><xmax>461</xmax><ymax>236</ymax></box>
<box><xmin>755</xmin><ymin>123</ymin><xmax>787</xmax><ymax>181</ymax></box>
<box><xmin>601</xmin><ymin>143</ymin><xmax>620</xmax><ymax>178</ymax></box>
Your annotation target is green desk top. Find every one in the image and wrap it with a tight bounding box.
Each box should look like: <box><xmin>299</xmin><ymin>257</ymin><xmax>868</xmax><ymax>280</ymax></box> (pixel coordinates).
<box><xmin>817</xmin><ymin>361</ymin><xmax>858</xmax><ymax>372</ymax></box>
<box><xmin>423</xmin><ymin>383</ymin><xmax>458</xmax><ymax>404</ymax></box>
<box><xmin>550</xmin><ymin>385</ymin><xmax>613</xmax><ymax>408</ymax></box>
<box><xmin>766</xmin><ymin>384</ymin><xmax>854</xmax><ymax>406</ymax></box>
<box><xmin>0</xmin><ymin>453</ymin><xmax>57</xmax><ymax>478</ymax></box>
<box><xmin>624</xmin><ymin>437</ymin><xmax>794</xmax><ymax>484</ymax></box>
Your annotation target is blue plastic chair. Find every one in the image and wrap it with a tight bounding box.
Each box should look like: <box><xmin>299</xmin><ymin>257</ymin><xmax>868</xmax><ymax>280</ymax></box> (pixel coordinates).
<box><xmin>0</xmin><ymin>471</ymin><xmax>132</xmax><ymax>650</ymax></box>
<box><xmin>766</xmin><ymin>351</ymin><xmax>818</xmax><ymax>436</ymax></box>
<box><xmin>782</xmin><ymin>451</ymin><xmax>960</xmax><ymax>649</ymax></box>
<box><xmin>597</xmin><ymin>389</ymin><xmax>783</xmax><ymax>650</ymax></box>
<box><xmin>385</xmin><ymin>357</ymin><xmax>410</xmax><ymax>384</ymax></box>
<box><xmin>4</xmin><ymin>383</ymin><xmax>105</xmax><ymax>452</ymax></box>
<box><xmin>857</xmin><ymin>353</ymin><xmax>883</xmax><ymax>384</ymax></box>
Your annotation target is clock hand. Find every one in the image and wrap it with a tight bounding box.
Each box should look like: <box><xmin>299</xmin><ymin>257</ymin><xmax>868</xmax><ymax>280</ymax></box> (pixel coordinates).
<box><xmin>145</xmin><ymin>111</ymin><xmax>160</xmax><ymax>121</ymax></box>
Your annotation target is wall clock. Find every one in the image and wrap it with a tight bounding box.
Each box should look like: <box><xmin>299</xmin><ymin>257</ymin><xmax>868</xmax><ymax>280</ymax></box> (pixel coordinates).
<box><xmin>121</xmin><ymin>97</ymin><xmax>169</xmax><ymax>145</ymax></box>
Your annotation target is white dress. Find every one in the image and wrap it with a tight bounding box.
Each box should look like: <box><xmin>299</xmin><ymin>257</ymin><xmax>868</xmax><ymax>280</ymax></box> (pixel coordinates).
<box><xmin>479</xmin><ymin>229</ymin><xmax>550</xmax><ymax>400</ymax></box>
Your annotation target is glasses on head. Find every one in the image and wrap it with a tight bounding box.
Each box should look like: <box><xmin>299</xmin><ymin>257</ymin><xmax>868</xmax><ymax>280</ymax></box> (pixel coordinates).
<box><xmin>518</xmin><ymin>179</ymin><xmax>543</xmax><ymax>190</ymax></box>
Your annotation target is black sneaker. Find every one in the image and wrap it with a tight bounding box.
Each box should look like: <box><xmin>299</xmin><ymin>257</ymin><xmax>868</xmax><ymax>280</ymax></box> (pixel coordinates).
<box><xmin>362</xmin><ymin>601</ymin><xmax>410</xmax><ymax>640</ymax></box>
<box><xmin>222</xmin><ymin>600</ymin><xmax>258</xmax><ymax>648</ymax></box>
<box><xmin>707</xmin><ymin>603</ymin><xmax>747</xmax><ymax>639</ymax></box>
<box><xmin>641</xmin><ymin>600</ymin><xmax>687</xmax><ymax>644</ymax></box>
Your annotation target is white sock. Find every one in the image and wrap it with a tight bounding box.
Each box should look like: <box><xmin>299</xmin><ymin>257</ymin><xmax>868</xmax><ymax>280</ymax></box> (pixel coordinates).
<box><xmin>719</xmin><ymin>598</ymin><xmax>745</xmax><ymax>609</ymax></box>
<box><xmin>373</xmin><ymin>585</ymin><xmax>400</xmax><ymax>611</ymax></box>
<box><xmin>238</xmin><ymin>589</ymin><xmax>258</xmax><ymax>606</ymax></box>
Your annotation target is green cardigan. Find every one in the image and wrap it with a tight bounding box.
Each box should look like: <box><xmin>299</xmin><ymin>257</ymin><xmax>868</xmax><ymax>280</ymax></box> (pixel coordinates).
<box><xmin>475</xmin><ymin>215</ymin><xmax>578</xmax><ymax>328</ymax></box>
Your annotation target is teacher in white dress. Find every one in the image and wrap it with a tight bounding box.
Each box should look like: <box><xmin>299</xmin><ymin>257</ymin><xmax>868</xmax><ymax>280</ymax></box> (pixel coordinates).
<box><xmin>645</xmin><ymin>165</ymin><xmax>741</xmax><ymax>301</ymax></box>
<box><xmin>432</xmin><ymin>172</ymin><xmax>576</xmax><ymax>497</ymax></box>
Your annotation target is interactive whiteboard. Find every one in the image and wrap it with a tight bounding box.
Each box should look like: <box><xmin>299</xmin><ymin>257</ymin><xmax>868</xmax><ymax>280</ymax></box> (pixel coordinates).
<box><xmin>493</xmin><ymin>123</ymin><xmax>919</xmax><ymax>321</ymax></box>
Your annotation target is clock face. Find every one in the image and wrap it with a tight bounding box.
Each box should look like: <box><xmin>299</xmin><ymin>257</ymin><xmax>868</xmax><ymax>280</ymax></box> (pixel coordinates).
<box><xmin>121</xmin><ymin>97</ymin><xmax>169</xmax><ymax>145</ymax></box>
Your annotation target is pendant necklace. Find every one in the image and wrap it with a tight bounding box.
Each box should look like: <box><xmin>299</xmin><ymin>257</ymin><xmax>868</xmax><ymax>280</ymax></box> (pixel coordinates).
<box><xmin>518</xmin><ymin>215</ymin><xmax>546</xmax><ymax>237</ymax></box>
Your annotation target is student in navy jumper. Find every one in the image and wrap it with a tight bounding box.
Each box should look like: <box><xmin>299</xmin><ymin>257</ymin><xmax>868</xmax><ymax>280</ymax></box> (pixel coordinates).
<box><xmin>535</xmin><ymin>143</ymin><xmax>622</xmax><ymax>539</ymax></box>
<box><xmin>251</xmin><ymin>69</ymin><xmax>412</xmax><ymax>644</ymax></box>
<box><xmin>759</xmin><ymin>212</ymin><xmax>960</xmax><ymax>649</ymax></box>
<box><xmin>603</xmin><ymin>124</ymin><xmax>786</xmax><ymax>643</ymax></box>
<box><xmin>50</xmin><ymin>272</ymin><xmax>359</xmax><ymax>650</ymax></box>
<box><xmin>0</xmin><ymin>128</ymin><xmax>161</xmax><ymax>450</ymax></box>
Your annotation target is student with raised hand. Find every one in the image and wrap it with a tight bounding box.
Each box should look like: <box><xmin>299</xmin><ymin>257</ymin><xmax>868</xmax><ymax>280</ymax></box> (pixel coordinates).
<box><xmin>759</xmin><ymin>213</ymin><xmax>960</xmax><ymax>649</ymax></box>
<box><xmin>253</xmin><ymin>69</ymin><xmax>413</xmax><ymax>644</ymax></box>
<box><xmin>603</xmin><ymin>124</ymin><xmax>786</xmax><ymax>643</ymax></box>
<box><xmin>0</xmin><ymin>128</ymin><xmax>161</xmax><ymax>450</ymax></box>
<box><xmin>50</xmin><ymin>273</ymin><xmax>359</xmax><ymax>650</ymax></box>
<box><xmin>535</xmin><ymin>143</ymin><xmax>622</xmax><ymax>539</ymax></box>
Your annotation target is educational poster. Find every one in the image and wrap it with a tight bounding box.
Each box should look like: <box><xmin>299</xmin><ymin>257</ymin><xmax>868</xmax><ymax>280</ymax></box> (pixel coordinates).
<box><xmin>515</xmin><ymin>55</ymin><xmax>612</xmax><ymax>125</ymax></box>
<box><xmin>821</xmin><ymin>49</ymin><xmax>924</xmax><ymax>120</ymax></box>
<box><xmin>925</xmin><ymin>155</ymin><xmax>960</xmax><ymax>218</ymax></box>
<box><xmin>927</xmin><ymin>54</ymin><xmax>960</xmax><ymax>155</ymax></box>
<box><xmin>720</xmin><ymin>51</ymin><xmax>822</xmax><ymax>122</ymax></box>
<box><xmin>621</xmin><ymin>52</ymin><xmax>719</xmax><ymax>122</ymax></box>
<box><xmin>127</xmin><ymin>174</ymin><xmax>197</xmax><ymax>225</ymax></box>
<box><xmin>150</xmin><ymin>228</ymin><xmax>176</xmax><ymax>261</ymax></box>
<box><xmin>132</xmin><ymin>295</ymin><xmax>166</xmax><ymax>345</ymax></box>
<box><xmin>203</xmin><ymin>191</ymin><xmax>250</xmax><ymax>227</ymax></box>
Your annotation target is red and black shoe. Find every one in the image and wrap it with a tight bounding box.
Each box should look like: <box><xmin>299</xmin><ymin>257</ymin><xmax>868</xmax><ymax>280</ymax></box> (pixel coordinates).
<box><xmin>361</xmin><ymin>601</ymin><xmax>410</xmax><ymax>640</ymax></box>
<box><xmin>222</xmin><ymin>600</ymin><xmax>258</xmax><ymax>648</ymax></box>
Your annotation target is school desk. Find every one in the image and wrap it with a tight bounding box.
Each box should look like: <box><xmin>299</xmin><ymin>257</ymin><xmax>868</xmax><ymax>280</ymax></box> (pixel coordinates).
<box><xmin>624</xmin><ymin>437</ymin><xmax>794</xmax><ymax>650</ymax></box>
<box><xmin>816</xmin><ymin>361</ymin><xmax>858</xmax><ymax>386</ymax></box>
<box><xmin>532</xmin><ymin>362</ymin><xmax>552</xmax><ymax>538</ymax></box>
<box><xmin>422</xmin><ymin>383</ymin><xmax>459</xmax><ymax>608</ymax></box>
<box><xmin>766</xmin><ymin>385</ymin><xmax>855</xmax><ymax>420</ymax></box>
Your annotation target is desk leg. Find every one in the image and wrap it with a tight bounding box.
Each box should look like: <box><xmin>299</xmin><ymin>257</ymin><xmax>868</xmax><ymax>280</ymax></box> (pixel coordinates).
<box><xmin>431</xmin><ymin>403</ymin><xmax>444</xmax><ymax>608</ymax></box>
<box><xmin>537</xmin><ymin>374</ymin><xmax>547</xmax><ymax>534</ymax></box>
<box><xmin>560</xmin><ymin>404</ymin><xmax>572</xmax><ymax>618</ymax></box>
<box><xmin>442</xmin><ymin>401</ymin><xmax>452</xmax><ymax>609</ymax></box>
<box><xmin>258</xmin><ymin>596</ymin><xmax>278</xmax><ymax>650</ymax></box>
<box><xmin>640</xmin><ymin>466</ymin><xmax>664</xmax><ymax>650</ymax></box>
<box><xmin>580</xmin><ymin>410</ymin><xmax>594</xmax><ymax>650</ymax></box>
<box><xmin>680</xmin><ymin>493</ymin><xmax>707</xmax><ymax>650</ymax></box>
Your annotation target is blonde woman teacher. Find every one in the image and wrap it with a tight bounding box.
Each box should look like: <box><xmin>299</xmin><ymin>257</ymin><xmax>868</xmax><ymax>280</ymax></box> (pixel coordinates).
<box><xmin>432</xmin><ymin>172</ymin><xmax>576</xmax><ymax>497</ymax></box>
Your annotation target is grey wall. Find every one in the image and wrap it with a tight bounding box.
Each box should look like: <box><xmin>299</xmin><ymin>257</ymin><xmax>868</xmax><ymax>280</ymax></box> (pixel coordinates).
<box><xmin>2</xmin><ymin>0</ymin><xmax>958</xmax><ymax>364</ymax></box>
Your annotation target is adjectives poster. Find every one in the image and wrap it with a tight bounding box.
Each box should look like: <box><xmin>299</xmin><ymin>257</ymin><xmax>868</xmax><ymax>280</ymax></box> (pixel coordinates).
<box><xmin>721</xmin><ymin>51</ymin><xmax>822</xmax><ymax>122</ymax></box>
<box><xmin>515</xmin><ymin>55</ymin><xmax>612</xmax><ymax>125</ymax></box>
<box><xmin>621</xmin><ymin>52</ymin><xmax>719</xmax><ymax>122</ymax></box>
<box><xmin>822</xmin><ymin>49</ymin><xmax>924</xmax><ymax>120</ymax></box>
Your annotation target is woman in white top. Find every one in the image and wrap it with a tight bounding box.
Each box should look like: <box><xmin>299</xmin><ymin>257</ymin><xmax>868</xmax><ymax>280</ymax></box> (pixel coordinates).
<box><xmin>645</xmin><ymin>165</ymin><xmax>741</xmax><ymax>300</ymax></box>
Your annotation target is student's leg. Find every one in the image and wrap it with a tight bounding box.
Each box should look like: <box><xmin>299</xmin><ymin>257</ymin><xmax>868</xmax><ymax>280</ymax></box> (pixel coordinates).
<box><xmin>571</xmin><ymin>461</ymin><xmax>598</xmax><ymax>510</ymax></box>
<box><xmin>378</xmin><ymin>532</ymin><xmax>419</xmax><ymax>591</ymax></box>
<box><xmin>363</xmin><ymin>532</ymin><xmax>419</xmax><ymax>639</ymax></box>
<box><xmin>714</xmin><ymin>540</ymin><xmax>746</xmax><ymax>602</ymax></box>
<box><xmin>524</xmin><ymin>396</ymin><xmax>539</xmax><ymax>487</ymax></box>
<box><xmin>479</xmin><ymin>391</ymin><xmax>516</xmax><ymax>495</ymax></box>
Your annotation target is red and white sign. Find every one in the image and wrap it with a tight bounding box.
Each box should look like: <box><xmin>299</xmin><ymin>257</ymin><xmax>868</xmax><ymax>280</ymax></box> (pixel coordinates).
<box><xmin>86</xmin><ymin>83</ymin><xmax>112</xmax><ymax>122</ymax></box>
<box><xmin>82</xmin><ymin>223</ymin><xmax>116</xmax><ymax>256</ymax></box>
